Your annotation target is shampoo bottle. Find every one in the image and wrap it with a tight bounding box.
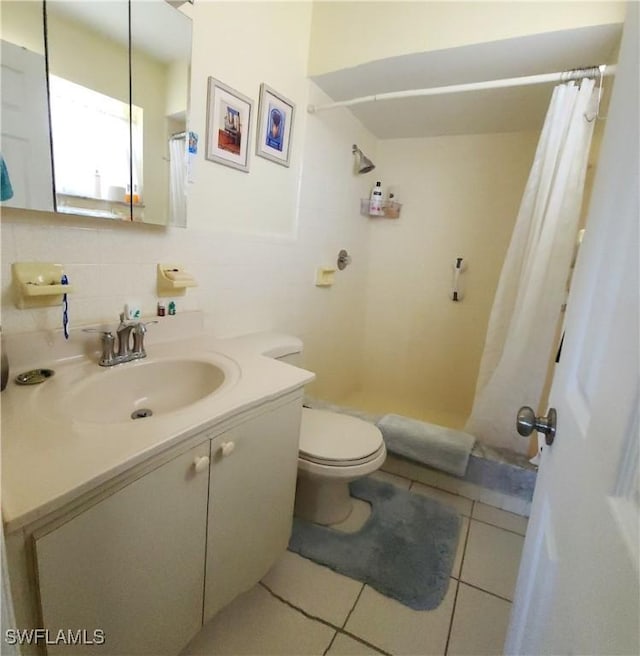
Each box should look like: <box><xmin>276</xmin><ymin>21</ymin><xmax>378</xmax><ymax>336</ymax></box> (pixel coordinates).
<box><xmin>369</xmin><ymin>181</ymin><xmax>383</xmax><ymax>216</ymax></box>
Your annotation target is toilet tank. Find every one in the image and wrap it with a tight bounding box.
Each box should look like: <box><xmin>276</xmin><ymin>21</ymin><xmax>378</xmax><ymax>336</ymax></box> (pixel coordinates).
<box><xmin>237</xmin><ymin>332</ymin><xmax>303</xmax><ymax>366</ymax></box>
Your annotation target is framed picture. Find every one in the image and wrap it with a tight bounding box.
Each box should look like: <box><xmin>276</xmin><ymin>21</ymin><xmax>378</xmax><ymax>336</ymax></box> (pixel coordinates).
<box><xmin>255</xmin><ymin>83</ymin><xmax>295</xmax><ymax>167</ymax></box>
<box><xmin>205</xmin><ymin>77</ymin><xmax>253</xmax><ymax>172</ymax></box>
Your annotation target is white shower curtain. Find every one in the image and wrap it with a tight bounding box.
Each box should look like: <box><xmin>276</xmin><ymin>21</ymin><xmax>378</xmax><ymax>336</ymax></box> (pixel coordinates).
<box><xmin>465</xmin><ymin>78</ymin><xmax>597</xmax><ymax>454</ymax></box>
<box><xmin>169</xmin><ymin>135</ymin><xmax>187</xmax><ymax>228</ymax></box>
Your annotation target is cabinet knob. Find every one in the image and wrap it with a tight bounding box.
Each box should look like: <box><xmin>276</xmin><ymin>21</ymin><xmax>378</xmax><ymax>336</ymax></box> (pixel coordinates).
<box><xmin>220</xmin><ymin>441</ymin><xmax>235</xmax><ymax>457</ymax></box>
<box><xmin>193</xmin><ymin>456</ymin><xmax>210</xmax><ymax>473</ymax></box>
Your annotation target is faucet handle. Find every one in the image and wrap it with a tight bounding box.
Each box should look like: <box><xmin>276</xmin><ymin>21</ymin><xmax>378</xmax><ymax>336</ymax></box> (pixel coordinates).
<box><xmin>133</xmin><ymin>320</ymin><xmax>158</xmax><ymax>334</ymax></box>
<box><xmin>82</xmin><ymin>329</ymin><xmax>116</xmax><ymax>366</ymax></box>
<box><xmin>131</xmin><ymin>320</ymin><xmax>157</xmax><ymax>359</ymax></box>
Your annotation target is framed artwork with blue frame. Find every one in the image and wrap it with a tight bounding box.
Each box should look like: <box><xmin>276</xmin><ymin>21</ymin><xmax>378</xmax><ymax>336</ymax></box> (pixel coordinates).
<box><xmin>256</xmin><ymin>83</ymin><xmax>295</xmax><ymax>167</ymax></box>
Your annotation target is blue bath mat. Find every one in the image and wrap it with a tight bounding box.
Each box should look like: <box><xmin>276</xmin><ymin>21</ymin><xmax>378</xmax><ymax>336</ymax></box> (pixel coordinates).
<box><xmin>288</xmin><ymin>477</ymin><xmax>461</xmax><ymax>610</ymax></box>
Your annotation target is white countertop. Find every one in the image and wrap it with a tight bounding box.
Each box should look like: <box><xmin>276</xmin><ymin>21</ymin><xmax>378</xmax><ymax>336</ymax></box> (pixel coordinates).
<box><xmin>1</xmin><ymin>319</ymin><xmax>314</xmax><ymax>533</ymax></box>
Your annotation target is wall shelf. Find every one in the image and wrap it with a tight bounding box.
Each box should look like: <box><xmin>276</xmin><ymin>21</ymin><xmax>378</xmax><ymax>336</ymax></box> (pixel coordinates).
<box><xmin>360</xmin><ymin>199</ymin><xmax>402</xmax><ymax>219</ymax></box>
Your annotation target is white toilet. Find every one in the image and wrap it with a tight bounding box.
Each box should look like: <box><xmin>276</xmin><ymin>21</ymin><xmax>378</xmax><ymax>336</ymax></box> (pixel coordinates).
<box><xmin>247</xmin><ymin>333</ymin><xmax>386</xmax><ymax>525</ymax></box>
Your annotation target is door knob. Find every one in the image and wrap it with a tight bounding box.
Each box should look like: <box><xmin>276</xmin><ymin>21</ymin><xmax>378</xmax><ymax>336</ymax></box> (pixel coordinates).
<box><xmin>517</xmin><ymin>406</ymin><xmax>557</xmax><ymax>445</ymax></box>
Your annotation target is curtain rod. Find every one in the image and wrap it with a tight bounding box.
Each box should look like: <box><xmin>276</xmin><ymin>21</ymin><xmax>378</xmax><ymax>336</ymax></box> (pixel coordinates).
<box><xmin>307</xmin><ymin>64</ymin><xmax>616</xmax><ymax>114</ymax></box>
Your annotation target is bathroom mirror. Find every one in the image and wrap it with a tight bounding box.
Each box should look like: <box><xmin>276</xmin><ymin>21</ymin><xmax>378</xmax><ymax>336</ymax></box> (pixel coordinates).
<box><xmin>0</xmin><ymin>0</ymin><xmax>192</xmax><ymax>226</ymax></box>
<box><xmin>131</xmin><ymin>0</ymin><xmax>192</xmax><ymax>226</ymax></box>
<box><xmin>45</xmin><ymin>0</ymin><xmax>132</xmax><ymax>220</ymax></box>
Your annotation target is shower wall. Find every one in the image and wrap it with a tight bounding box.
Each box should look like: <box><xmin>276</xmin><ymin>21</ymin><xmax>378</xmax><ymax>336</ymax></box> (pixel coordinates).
<box><xmin>344</xmin><ymin>131</ymin><xmax>539</xmax><ymax>428</ymax></box>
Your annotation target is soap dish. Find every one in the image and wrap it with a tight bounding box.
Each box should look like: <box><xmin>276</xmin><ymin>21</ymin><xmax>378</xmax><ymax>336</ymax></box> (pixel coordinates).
<box><xmin>12</xmin><ymin>262</ymin><xmax>73</xmax><ymax>309</ymax></box>
<box><xmin>157</xmin><ymin>264</ymin><xmax>197</xmax><ymax>297</ymax></box>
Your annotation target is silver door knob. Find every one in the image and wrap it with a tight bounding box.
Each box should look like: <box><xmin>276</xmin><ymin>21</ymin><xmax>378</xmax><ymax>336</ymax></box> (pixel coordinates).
<box><xmin>517</xmin><ymin>406</ymin><xmax>557</xmax><ymax>445</ymax></box>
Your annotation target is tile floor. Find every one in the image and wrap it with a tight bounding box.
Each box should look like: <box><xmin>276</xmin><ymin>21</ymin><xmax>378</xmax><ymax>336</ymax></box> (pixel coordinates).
<box><xmin>182</xmin><ymin>470</ymin><xmax>528</xmax><ymax>656</ymax></box>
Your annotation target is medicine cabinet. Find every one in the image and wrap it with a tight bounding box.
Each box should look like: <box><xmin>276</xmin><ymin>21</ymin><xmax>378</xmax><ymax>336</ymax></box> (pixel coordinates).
<box><xmin>0</xmin><ymin>0</ymin><xmax>192</xmax><ymax>226</ymax></box>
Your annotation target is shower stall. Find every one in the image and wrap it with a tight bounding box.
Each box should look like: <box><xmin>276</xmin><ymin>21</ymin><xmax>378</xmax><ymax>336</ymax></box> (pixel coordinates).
<box><xmin>304</xmin><ymin>65</ymin><xmax>611</xmax><ymax>512</ymax></box>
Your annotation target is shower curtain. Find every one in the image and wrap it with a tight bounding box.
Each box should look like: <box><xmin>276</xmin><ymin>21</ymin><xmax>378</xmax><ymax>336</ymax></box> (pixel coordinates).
<box><xmin>465</xmin><ymin>78</ymin><xmax>597</xmax><ymax>455</ymax></box>
<box><xmin>169</xmin><ymin>135</ymin><xmax>187</xmax><ymax>228</ymax></box>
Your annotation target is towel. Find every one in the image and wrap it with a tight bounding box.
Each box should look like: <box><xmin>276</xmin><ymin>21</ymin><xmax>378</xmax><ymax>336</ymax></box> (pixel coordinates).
<box><xmin>377</xmin><ymin>414</ymin><xmax>476</xmax><ymax>477</ymax></box>
<box><xmin>1</xmin><ymin>155</ymin><xmax>14</xmax><ymax>201</ymax></box>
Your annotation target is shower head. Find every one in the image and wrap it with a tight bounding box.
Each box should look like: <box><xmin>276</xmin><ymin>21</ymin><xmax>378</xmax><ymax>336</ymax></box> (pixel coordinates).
<box><xmin>352</xmin><ymin>144</ymin><xmax>375</xmax><ymax>174</ymax></box>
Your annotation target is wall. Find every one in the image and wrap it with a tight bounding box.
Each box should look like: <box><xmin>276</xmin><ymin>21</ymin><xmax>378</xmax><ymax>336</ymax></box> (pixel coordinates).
<box><xmin>308</xmin><ymin>1</ymin><xmax>626</xmax><ymax>75</ymax></box>
<box><xmin>348</xmin><ymin>131</ymin><xmax>539</xmax><ymax>428</ymax></box>
<box><xmin>0</xmin><ymin>1</ymin><xmax>377</xmax><ymax>403</ymax></box>
<box><xmin>1</xmin><ymin>1</ymin><xmax>45</xmax><ymax>55</ymax></box>
<box><xmin>186</xmin><ymin>1</ymin><xmax>311</xmax><ymax>236</ymax></box>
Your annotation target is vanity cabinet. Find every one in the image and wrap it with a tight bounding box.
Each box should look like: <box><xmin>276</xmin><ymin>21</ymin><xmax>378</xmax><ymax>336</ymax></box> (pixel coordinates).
<box><xmin>204</xmin><ymin>399</ymin><xmax>302</xmax><ymax>621</ymax></box>
<box><xmin>23</xmin><ymin>394</ymin><xmax>303</xmax><ymax>655</ymax></box>
<box><xmin>35</xmin><ymin>441</ymin><xmax>210</xmax><ymax>656</ymax></box>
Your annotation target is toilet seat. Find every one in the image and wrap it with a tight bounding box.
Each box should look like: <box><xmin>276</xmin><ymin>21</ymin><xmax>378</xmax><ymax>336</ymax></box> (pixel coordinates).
<box><xmin>299</xmin><ymin>408</ymin><xmax>384</xmax><ymax>467</ymax></box>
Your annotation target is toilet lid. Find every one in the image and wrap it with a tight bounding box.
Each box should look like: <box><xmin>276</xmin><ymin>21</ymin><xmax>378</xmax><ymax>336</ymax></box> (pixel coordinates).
<box><xmin>299</xmin><ymin>408</ymin><xmax>384</xmax><ymax>465</ymax></box>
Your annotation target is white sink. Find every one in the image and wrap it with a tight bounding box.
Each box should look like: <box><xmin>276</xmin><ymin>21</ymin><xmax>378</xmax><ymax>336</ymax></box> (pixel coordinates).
<box><xmin>35</xmin><ymin>356</ymin><xmax>236</xmax><ymax>424</ymax></box>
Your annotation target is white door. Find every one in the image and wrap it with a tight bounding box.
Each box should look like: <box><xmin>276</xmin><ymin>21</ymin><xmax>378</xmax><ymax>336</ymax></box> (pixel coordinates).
<box><xmin>1</xmin><ymin>40</ymin><xmax>54</xmax><ymax>211</ymax></box>
<box><xmin>505</xmin><ymin>6</ymin><xmax>639</xmax><ymax>655</ymax></box>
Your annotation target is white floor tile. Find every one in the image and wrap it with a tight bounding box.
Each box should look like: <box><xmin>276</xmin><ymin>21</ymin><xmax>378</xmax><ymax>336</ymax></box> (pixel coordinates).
<box><xmin>410</xmin><ymin>481</ymin><xmax>474</xmax><ymax>516</ymax></box>
<box><xmin>381</xmin><ymin>456</ymin><xmax>531</xmax><ymax>517</ymax></box>
<box><xmin>447</xmin><ymin>583</ymin><xmax>512</xmax><ymax>655</ymax></box>
<box><xmin>370</xmin><ymin>469</ymin><xmax>412</xmax><ymax>489</ymax></box>
<box><xmin>382</xmin><ymin>456</ymin><xmax>480</xmax><ymax>499</ymax></box>
<box><xmin>472</xmin><ymin>502</ymin><xmax>528</xmax><ymax>535</ymax></box>
<box><xmin>181</xmin><ymin>584</ymin><xmax>334</xmax><ymax>655</ymax></box>
<box><xmin>345</xmin><ymin>583</ymin><xmax>456</xmax><ymax>655</ymax></box>
<box><xmin>261</xmin><ymin>550</ymin><xmax>363</xmax><ymax>627</ymax></box>
<box><xmin>452</xmin><ymin>516</ymin><xmax>470</xmax><ymax>579</ymax></box>
<box><xmin>326</xmin><ymin>633</ymin><xmax>385</xmax><ymax>655</ymax></box>
<box><xmin>460</xmin><ymin>521</ymin><xmax>524</xmax><ymax>600</ymax></box>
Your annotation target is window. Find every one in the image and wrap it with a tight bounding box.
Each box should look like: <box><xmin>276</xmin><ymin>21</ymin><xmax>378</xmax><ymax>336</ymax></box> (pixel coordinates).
<box><xmin>48</xmin><ymin>75</ymin><xmax>142</xmax><ymax>200</ymax></box>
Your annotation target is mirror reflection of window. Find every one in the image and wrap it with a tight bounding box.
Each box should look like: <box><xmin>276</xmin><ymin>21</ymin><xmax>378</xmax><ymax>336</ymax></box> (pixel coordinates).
<box><xmin>49</xmin><ymin>76</ymin><xmax>143</xmax><ymax>219</ymax></box>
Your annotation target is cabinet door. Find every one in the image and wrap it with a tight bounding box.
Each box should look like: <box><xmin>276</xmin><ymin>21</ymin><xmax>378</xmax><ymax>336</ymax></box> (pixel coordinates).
<box><xmin>35</xmin><ymin>442</ymin><xmax>210</xmax><ymax>655</ymax></box>
<box><xmin>204</xmin><ymin>399</ymin><xmax>302</xmax><ymax>621</ymax></box>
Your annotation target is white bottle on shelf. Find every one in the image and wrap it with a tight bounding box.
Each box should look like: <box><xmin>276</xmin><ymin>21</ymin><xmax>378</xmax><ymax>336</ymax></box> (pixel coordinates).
<box><xmin>369</xmin><ymin>181</ymin><xmax>383</xmax><ymax>216</ymax></box>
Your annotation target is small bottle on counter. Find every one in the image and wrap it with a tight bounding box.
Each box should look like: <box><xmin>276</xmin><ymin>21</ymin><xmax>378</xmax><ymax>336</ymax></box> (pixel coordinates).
<box><xmin>157</xmin><ymin>301</ymin><xmax>166</xmax><ymax>317</ymax></box>
<box><xmin>168</xmin><ymin>300</ymin><xmax>176</xmax><ymax>316</ymax></box>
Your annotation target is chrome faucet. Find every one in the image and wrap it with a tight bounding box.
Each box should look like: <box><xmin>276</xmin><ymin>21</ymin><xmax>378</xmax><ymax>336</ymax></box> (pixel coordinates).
<box><xmin>116</xmin><ymin>312</ymin><xmax>137</xmax><ymax>360</ymax></box>
<box><xmin>84</xmin><ymin>314</ymin><xmax>157</xmax><ymax>367</ymax></box>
